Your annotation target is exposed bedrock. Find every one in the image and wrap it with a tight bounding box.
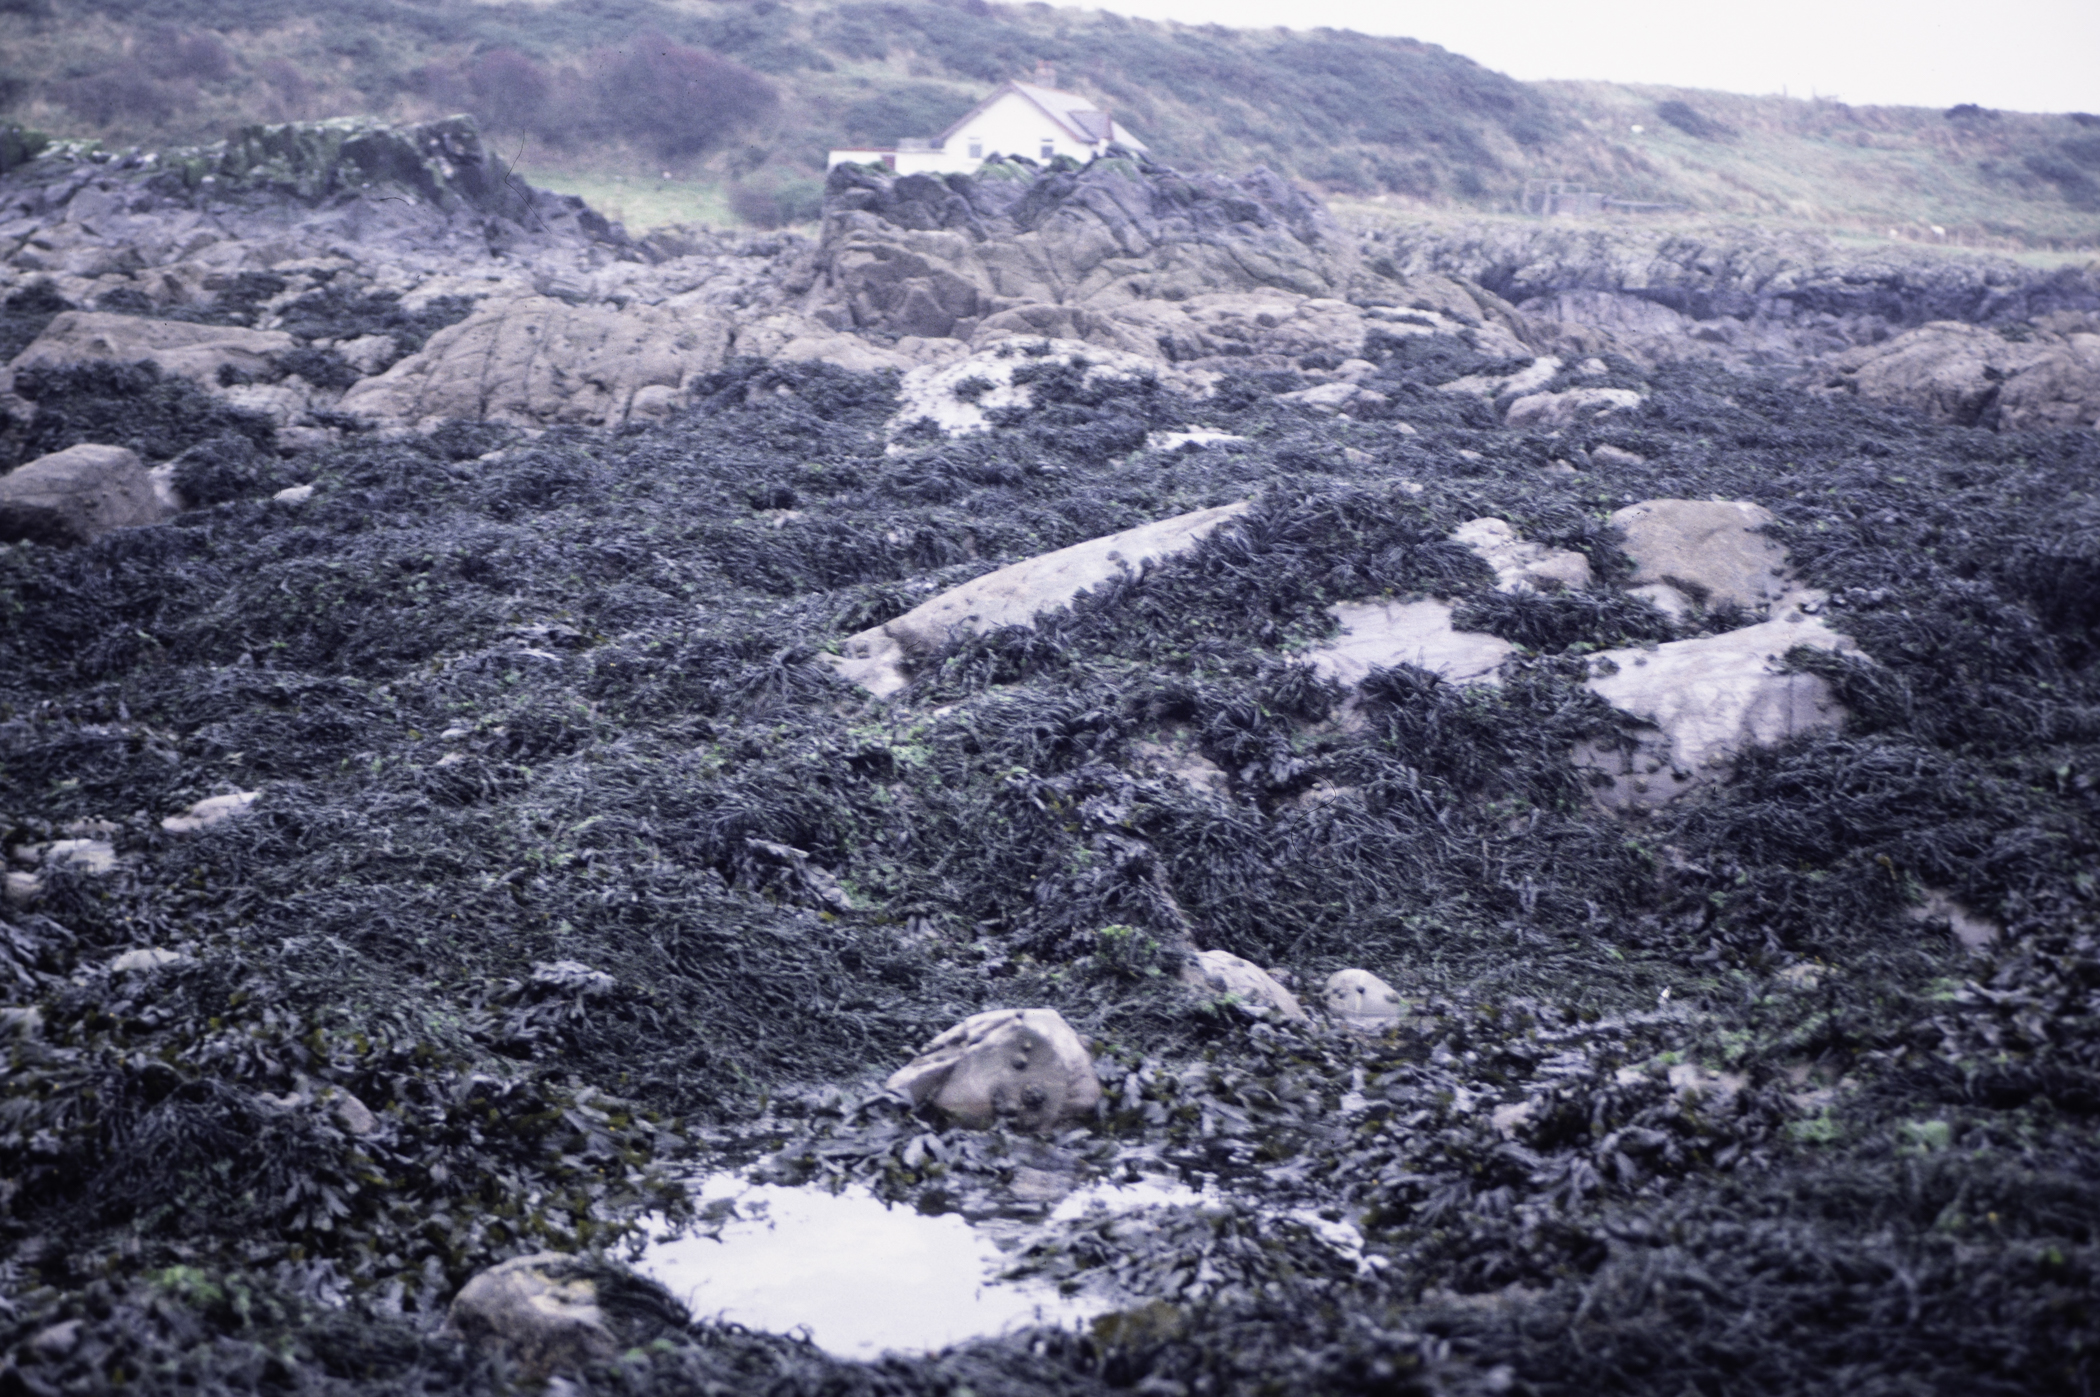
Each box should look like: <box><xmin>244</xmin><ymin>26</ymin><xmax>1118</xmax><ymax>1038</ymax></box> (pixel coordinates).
<box><xmin>809</xmin><ymin>159</ymin><xmax>1533</xmax><ymax>368</ymax></box>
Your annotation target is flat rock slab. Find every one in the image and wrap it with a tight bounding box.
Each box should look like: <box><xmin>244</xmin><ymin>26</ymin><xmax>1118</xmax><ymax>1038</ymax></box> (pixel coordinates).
<box><xmin>1613</xmin><ymin>499</ymin><xmax>1795</xmax><ymax>612</ymax></box>
<box><xmin>886</xmin><ymin>1007</ymin><xmax>1100</xmax><ymax>1133</ymax></box>
<box><xmin>8</xmin><ymin>312</ymin><xmax>293</xmax><ymax>390</ymax></box>
<box><xmin>0</xmin><ymin>443</ymin><xmax>171</xmax><ymax>545</ymax></box>
<box><xmin>1577</xmin><ymin>616</ymin><xmax>1855</xmax><ymax>810</ymax></box>
<box><xmin>828</xmin><ymin>501</ymin><xmax>1250</xmax><ymax>698</ymax></box>
<box><xmin>1304</xmin><ymin>599</ymin><xmax>1515</xmax><ymax>690</ymax></box>
<box><xmin>1453</xmin><ymin>517</ymin><xmax>1592</xmax><ymax>592</ymax></box>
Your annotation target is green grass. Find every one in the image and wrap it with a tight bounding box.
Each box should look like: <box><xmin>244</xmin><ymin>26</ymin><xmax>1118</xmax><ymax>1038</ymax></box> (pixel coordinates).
<box><xmin>516</xmin><ymin>165</ymin><xmax>738</xmax><ymax>232</ymax></box>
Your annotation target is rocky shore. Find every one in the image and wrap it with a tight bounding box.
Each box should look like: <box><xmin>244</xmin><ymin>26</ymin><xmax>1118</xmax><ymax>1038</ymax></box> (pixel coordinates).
<box><xmin>0</xmin><ymin>120</ymin><xmax>2095</xmax><ymax>1396</ymax></box>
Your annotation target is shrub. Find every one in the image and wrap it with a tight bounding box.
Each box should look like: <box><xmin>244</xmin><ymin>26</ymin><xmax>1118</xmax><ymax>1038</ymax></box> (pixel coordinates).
<box><xmin>53</xmin><ymin>61</ymin><xmax>194</xmax><ymax>127</ymax></box>
<box><xmin>590</xmin><ymin>33</ymin><xmax>777</xmax><ymax>160</ymax></box>
<box><xmin>728</xmin><ymin>174</ymin><xmax>824</xmax><ymax>228</ymax></box>
<box><xmin>140</xmin><ymin>26</ymin><xmax>234</xmax><ymax>84</ymax></box>
<box><xmin>1656</xmin><ymin>99</ymin><xmax>1732</xmax><ymax>140</ymax></box>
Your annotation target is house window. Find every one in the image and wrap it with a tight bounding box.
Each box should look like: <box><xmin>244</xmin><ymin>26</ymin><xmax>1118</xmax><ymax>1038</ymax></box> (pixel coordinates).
<box><xmin>1039</xmin><ymin>139</ymin><xmax>1054</xmax><ymax>159</ymax></box>
<box><xmin>968</xmin><ymin>139</ymin><xmax>983</xmax><ymax>159</ymax></box>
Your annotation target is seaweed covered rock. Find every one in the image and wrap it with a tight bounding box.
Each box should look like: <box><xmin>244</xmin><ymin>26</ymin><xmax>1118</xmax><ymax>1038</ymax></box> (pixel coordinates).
<box><xmin>339</xmin><ymin>296</ymin><xmax>735</xmax><ymax>430</ymax></box>
<box><xmin>1504</xmin><ymin>385</ymin><xmax>1643</xmax><ymax>429</ymax></box>
<box><xmin>1305</xmin><ymin>599</ymin><xmax>1516</xmax><ymax>690</ymax></box>
<box><xmin>0</xmin><ymin>441</ymin><xmax>169</xmax><ymax>544</ymax></box>
<box><xmin>160</xmin><ymin>790</ymin><xmax>259</xmax><ymax>836</ymax></box>
<box><xmin>1452</xmin><ymin>517</ymin><xmax>1593</xmax><ymax>593</ymax></box>
<box><xmin>828</xmin><ymin>499</ymin><xmax>1250</xmax><ymax>697</ymax></box>
<box><xmin>447</xmin><ymin>1253</ymin><xmax>619</xmax><ymax>1380</ymax></box>
<box><xmin>885</xmin><ymin>1008</ymin><xmax>1100</xmax><ymax>1132</ymax></box>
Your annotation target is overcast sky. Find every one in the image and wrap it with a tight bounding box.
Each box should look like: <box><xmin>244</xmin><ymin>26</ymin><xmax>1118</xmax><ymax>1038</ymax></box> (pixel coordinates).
<box><xmin>1084</xmin><ymin>0</ymin><xmax>2100</xmax><ymax>115</ymax></box>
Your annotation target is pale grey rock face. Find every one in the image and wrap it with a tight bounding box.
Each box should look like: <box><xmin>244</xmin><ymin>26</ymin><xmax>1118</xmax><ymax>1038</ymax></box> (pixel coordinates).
<box><xmin>1576</xmin><ymin>617</ymin><xmax>1856</xmax><ymax>810</ymax></box>
<box><xmin>1304</xmin><ymin>599</ymin><xmax>1515</xmax><ymax>691</ymax></box>
<box><xmin>340</xmin><ymin>296</ymin><xmax>734</xmax><ymax>430</ymax></box>
<box><xmin>827</xmin><ymin>501</ymin><xmax>1250</xmax><ymax>698</ymax></box>
<box><xmin>447</xmin><ymin>1253</ymin><xmax>619</xmax><ymax>1380</ymax></box>
<box><xmin>1323</xmin><ymin>969</ymin><xmax>1405</xmax><ymax>1032</ymax></box>
<box><xmin>8</xmin><ymin>311</ymin><xmax>294</xmax><ymax>390</ymax></box>
<box><xmin>109</xmin><ymin>947</ymin><xmax>188</xmax><ymax>974</ymax></box>
<box><xmin>1610</xmin><ymin>499</ymin><xmax>1796</xmax><ymax>613</ymax></box>
<box><xmin>1504</xmin><ymin>386</ymin><xmax>1643</xmax><ymax>430</ymax></box>
<box><xmin>0</xmin><ymin>443</ymin><xmax>171</xmax><ymax>545</ymax></box>
<box><xmin>1179</xmin><ymin>949</ymin><xmax>1307</xmax><ymax>1021</ymax></box>
<box><xmin>1451</xmin><ymin>517</ymin><xmax>1592</xmax><ymax>593</ymax></box>
<box><xmin>885</xmin><ymin>1007</ymin><xmax>1100</xmax><ymax>1133</ymax></box>
<box><xmin>1828</xmin><ymin>314</ymin><xmax>2100</xmax><ymax>430</ymax></box>
<box><xmin>161</xmin><ymin>791</ymin><xmax>260</xmax><ymax>836</ymax></box>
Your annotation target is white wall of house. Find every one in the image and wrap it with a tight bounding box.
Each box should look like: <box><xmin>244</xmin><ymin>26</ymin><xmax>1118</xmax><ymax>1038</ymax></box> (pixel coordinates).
<box><xmin>827</xmin><ymin>82</ymin><xmax>1146</xmax><ymax>176</ymax></box>
<box><xmin>946</xmin><ymin>90</ymin><xmax>1101</xmax><ymax>167</ymax></box>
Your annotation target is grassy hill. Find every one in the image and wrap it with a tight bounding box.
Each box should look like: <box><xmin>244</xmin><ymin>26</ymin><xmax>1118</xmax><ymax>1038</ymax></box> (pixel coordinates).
<box><xmin>2</xmin><ymin>0</ymin><xmax>2098</xmax><ymax>246</ymax></box>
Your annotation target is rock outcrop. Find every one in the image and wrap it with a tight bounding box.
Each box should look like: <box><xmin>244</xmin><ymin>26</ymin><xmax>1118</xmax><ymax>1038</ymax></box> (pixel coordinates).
<box><xmin>885</xmin><ymin>1008</ymin><xmax>1100</xmax><ymax>1132</ymax></box>
<box><xmin>1825</xmin><ymin>314</ymin><xmax>2100</xmax><ymax>430</ymax></box>
<box><xmin>339</xmin><ymin>296</ymin><xmax>734</xmax><ymax>430</ymax></box>
<box><xmin>0</xmin><ymin>442</ymin><xmax>170</xmax><ymax>544</ymax></box>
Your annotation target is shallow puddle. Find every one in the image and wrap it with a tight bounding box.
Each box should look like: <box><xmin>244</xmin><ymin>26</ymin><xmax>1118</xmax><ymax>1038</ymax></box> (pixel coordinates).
<box><xmin>637</xmin><ymin>1173</ymin><xmax>1201</xmax><ymax>1360</ymax></box>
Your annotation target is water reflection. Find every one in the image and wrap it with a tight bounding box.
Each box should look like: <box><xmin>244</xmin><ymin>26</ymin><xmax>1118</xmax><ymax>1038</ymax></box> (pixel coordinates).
<box><xmin>638</xmin><ymin>1172</ymin><xmax>1203</xmax><ymax>1360</ymax></box>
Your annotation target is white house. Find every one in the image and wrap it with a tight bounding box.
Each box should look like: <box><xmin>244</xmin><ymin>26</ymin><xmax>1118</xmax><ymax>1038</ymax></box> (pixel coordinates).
<box><xmin>828</xmin><ymin>65</ymin><xmax>1147</xmax><ymax>175</ymax></box>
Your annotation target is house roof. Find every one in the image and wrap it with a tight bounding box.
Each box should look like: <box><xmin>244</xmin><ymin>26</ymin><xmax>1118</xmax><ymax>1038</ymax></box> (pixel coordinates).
<box><xmin>938</xmin><ymin>81</ymin><xmax>1147</xmax><ymax>153</ymax></box>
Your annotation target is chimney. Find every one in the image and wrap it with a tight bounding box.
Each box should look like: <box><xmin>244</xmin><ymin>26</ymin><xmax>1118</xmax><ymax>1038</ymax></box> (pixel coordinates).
<box><xmin>1033</xmin><ymin>61</ymin><xmax>1057</xmax><ymax>89</ymax></box>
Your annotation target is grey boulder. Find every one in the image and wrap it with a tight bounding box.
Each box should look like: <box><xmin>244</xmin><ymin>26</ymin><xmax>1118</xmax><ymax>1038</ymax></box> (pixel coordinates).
<box><xmin>0</xmin><ymin>444</ymin><xmax>173</xmax><ymax>545</ymax></box>
<box><xmin>1323</xmin><ymin>969</ymin><xmax>1406</xmax><ymax>1032</ymax></box>
<box><xmin>447</xmin><ymin>1252</ymin><xmax>619</xmax><ymax>1379</ymax></box>
<box><xmin>1180</xmin><ymin>948</ymin><xmax>1307</xmax><ymax>1021</ymax></box>
<box><xmin>1612</xmin><ymin>499</ymin><xmax>1798</xmax><ymax>613</ymax></box>
<box><xmin>885</xmin><ymin>1007</ymin><xmax>1100</xmax><ymax>1132</ymax></box>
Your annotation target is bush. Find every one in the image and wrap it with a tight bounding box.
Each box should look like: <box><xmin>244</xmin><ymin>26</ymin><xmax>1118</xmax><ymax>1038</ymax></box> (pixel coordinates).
<box><xmin>728</xmin><ymin>174</ymin><xmax>824</xmax><ymax>228</ymax></box>
<box><xmin>53</xmin><ymin>61</ymin><xmax>194</xmax><ymax>127</ymax></box>
<box><xmin>1656</xmin><ymin>99</ymin><xmax>1732</xmax><ymax>140</ymax></box>
<box><xmin>590</xmin><ymin>33</ymin><xmax>776</xmax><ymax>160</ymax></box>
